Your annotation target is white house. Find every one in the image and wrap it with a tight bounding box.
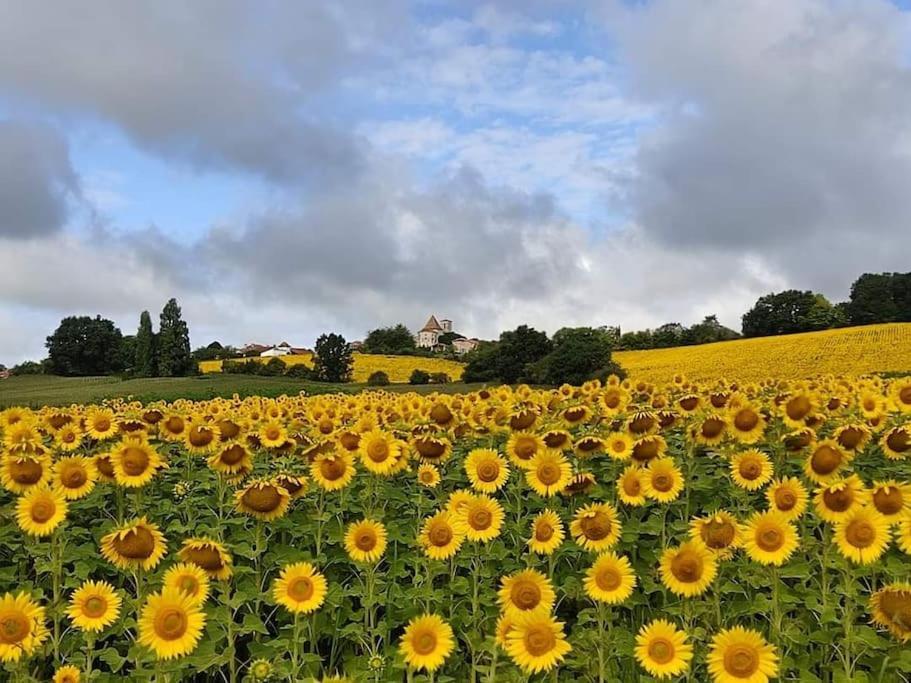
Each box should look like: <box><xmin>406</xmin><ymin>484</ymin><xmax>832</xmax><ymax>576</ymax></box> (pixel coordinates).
<box><xmin>417</xmin><ymin>315</ymin><xmax>452</xmax><ymax>348</ymax></box>
<box><xmin>452</xmin><ymin>337</ymin><xmax>480</xmax><ymax>355</ymax></box>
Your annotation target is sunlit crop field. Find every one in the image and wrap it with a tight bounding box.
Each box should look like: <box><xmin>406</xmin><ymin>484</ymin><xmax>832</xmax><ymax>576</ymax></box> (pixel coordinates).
<box><xmin>615</xmin><ymin>323</ymin><xmax>911</xmax><ymax>385</ymax></box>
<box><xmin>198</xmin><ymin>353</ymin><xmax>465</xmax><ymax>383</ymax></box>
<box><xmin>2</xmin><ymin>374</ymin><xmax>911</xmax><ymax>681</ymax></box>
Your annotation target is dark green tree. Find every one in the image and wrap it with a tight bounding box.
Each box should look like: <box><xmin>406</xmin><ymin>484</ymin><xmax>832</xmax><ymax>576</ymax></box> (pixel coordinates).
<box><xmin>741</xmin><ymin>290</ymin><xmax>820</xmax><ymax>337</ymax></box>
<box><xmin>529</xmin><ymin>327</ymin><xmax>618</xmax><ymax>386</ymax></box>
<box><xmin>46</xmin><ymin>315</ymin><xmax>124</xmax><ymax>376</ymax></box>
<box><xmin>494</xmin><ymin>325</ymin><xmax>552</xmax><ymax>384</ymax></box>
<box><xmin>362</xmin><ymin>324</ymin><xmax>417</xmax><ymax>355</ymax></box>
<box><xmin>313</xmin><ymin>333</ymin><xmax>353</xmax><ymax>382</ymax></box>
<box><xmin>157</xmin><ymin>298</ymin><xmax>192</xmax><ymax>377</ymax></box>
<box><xmin>847</xmin><ymin>272</ymin><xmax>910</xmax><ymax>325</ymax></box>
<box><xmin>134</xmin><ymin>310</ymin><xmax>157</xmax><ymax>377</ymax></box>
<box><xmin>461</xmin><ymin>342</ymin><xmax>501</xmax><ymax>383</ymax></box>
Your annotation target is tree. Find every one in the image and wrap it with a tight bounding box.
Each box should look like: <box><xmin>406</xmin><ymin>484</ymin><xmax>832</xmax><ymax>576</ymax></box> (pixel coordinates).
<box><xmin>46</xmin><ymin>315</ymin><xmax>124</xmax><ymax>376</ymax></box>
<box><xmin>846</xmin><ymin>272</ymin><xmax>911</xmax><ymax>325</ymax></box>
<box><xmin>437</xmin><ymin>331</ymin><xmax>463</xmax><ymax>346</ymax></box>
<box><xmin>528</xmin><ymin>327</ymin><xmax>619</xmax><ymax>386</ymax></box>
<box><xmin>493</xmin><ymin>325</ymin><xmax>553</xmax><ymax>384</ymax></box>
<box><xmin>741</xmin><ymin>290</ymin><xmax>820</xmax><ymax>337</ymax></box>
<box><xmin>157</xmin><ymin>298</ymin><xmax>192</xmax><ymax>377</ymax></box>
<box><xmin>362</xmin><ymin>324</ymin><xmax>417</xmax><ymax>355</ymax></box>
<box><xmin>313</xmin><ymin>333</ymin><xmax>353</xmax><ymax>382</ymax></box>
<box><xmin>134</xmin><ymin>310</ymin><xmax>157</xmax><ymax>377</ymax></box>
<box><xmin>461</xmin><ymin>342</ymin><xmax>501</xmax><ymax>383</ymax></box>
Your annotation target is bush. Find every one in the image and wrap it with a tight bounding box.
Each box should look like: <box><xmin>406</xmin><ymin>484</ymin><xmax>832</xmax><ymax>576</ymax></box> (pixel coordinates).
<box><xmin>409</xmin><ymin>369</ymin><xmax>431</xmax><ymax>385</ymax></box>
<box><xmin>430</xmin><ymin>372</ymin><xmax>450</xmax><ymax>384</ymax></box>
<box><xmin>313</xmin><ymin>333</ymin><xmax>354</xmax><ymax>382</ymax></box>
<box><xmin>257</xmin><ymin>357</ymin><xmax>287</xmax><ymax>376</ymax></box>
<box><xmin>528</xmin><ymin>327</ymin><xmax>621</xmax><ymax>386</ymax></box>
<box><xmin>222</xmin><ymin>360</ymin><xmax>251</xmax><ymax>374</ymax></box>
<box><xmin>367</xmin><ymin>371</ymin><xmax>390</xmax><ymax>386</ymax></box>
<box><xmin>10</xmin><ymin>360</ymin><xmax>47</xmax><ymax>376</ymax></box>
<box><xmin>284</xmin><ymin>364</ymin><xmax>317</xmax><ymax>380</ymax></box>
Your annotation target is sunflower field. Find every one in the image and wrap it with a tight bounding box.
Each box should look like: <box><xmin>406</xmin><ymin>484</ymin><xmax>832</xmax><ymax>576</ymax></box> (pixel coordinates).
<box><xmin>2</xmin><ymin>374</ymin><xmax>911</xmax><ymax>683</ymax></box>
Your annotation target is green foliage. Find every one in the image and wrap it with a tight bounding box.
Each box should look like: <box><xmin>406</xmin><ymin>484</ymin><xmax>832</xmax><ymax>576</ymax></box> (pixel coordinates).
<box><xmin>460</xmin><ymin>342</ymin><xmax>500</xmax><ymax>383</ymax></box>
<box><xmin>10</xmin><ymin>360</ymin><xmax>47</xmax><ymax>376</ymax></box>
<box><xmin>284</xmin><ymin>364</ymin><xmax>317</xmax><ymax>380</ymax></box>
<box><xmin>313</xmin><ymin>333</ymin><xmax>353</xmax><ymax>382</ymax></box>
<box><xmin>45</xmin><ymin>315</ymin><xmax>124</xmax><ymax>376</ymax></box>
<box><xmin>429</xmin><ymin>372</ymin><xmax>450</xmax><ymax>384</ymax></box>
<box><xmin>257</xmin><ymin>357</ymin><xmax>287</xmax><ymax>377</ymax></box>
<box><xmin>367</xmin><ymin>370</ymin><xmax>390</xmax><ymax>386</ymax></box>
<box><xmin>463</xmin><ymin>325</ymin><xmax>551</xmax><ymax>384</ymax></box>
<box><xmin>529</xmin><ymin>326</ymin><xmax>619</xmax><ymax>385</ymax></box>
<box><xmin>157</xmin><ymin>298</ymin><xmax>193</xmax><ymax>377</ymax></box>
<box><xmin>848</xmin><ymin>272</ymin><xmax>911</xmax><ymax>325</ymax></box>
<box><xmin>134</xmin><ymin>310</ymin><xmax>158</xmax><ymax>377</ymax></box>
<box><xmin>362</xmin><ymin>324</ymin><xmax>417</xmax><ymax>355</ymax></box>
<box><xmin>436</xmin><ymin>331</ymin><xmax>463</xmax><ymax>346</ymax></box>
<box><xmin>409</xmin><ymin>368</ymin><xmax>430</xmax><ymax>384</ymax></box>
<box><xmin>741</xmin><ymin>290</ymin><xmax>827</xmax><ymax>337</ymax></box>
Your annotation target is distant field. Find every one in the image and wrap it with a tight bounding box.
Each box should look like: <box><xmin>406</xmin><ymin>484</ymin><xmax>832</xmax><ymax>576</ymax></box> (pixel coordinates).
<box><xmin>614</xmin><ymin>322</ymin><xmax>911</xmax><ymax>384</ymax></box>
<box><xmin>199</xmin><ymin>352</ymin><xmax>465</xmax><ymax>382</ymax></box>
<box><xmin>0</xmin><ymin>374</ymin><xmax>484</xmax><ymax>408</ymax></box>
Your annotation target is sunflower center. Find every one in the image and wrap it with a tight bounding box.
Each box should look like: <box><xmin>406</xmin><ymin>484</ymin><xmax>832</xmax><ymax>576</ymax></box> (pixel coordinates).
<box><xmin>477</xmin><ymin>461</ymin><xmax>500</xmax><ymax>482</ymax></box>
<box><xmin>632</xmin><ymin>439</ymin><xmax>660</xmax><ymax>462</ymax></box>
<box><xmin>811</xmin><ymin>446</ymin><xmax>842</xmax><ymax>475</ymax></box>
<box><xmin>242</xmin><ymin>486</ymin><xmax>283</xmax><ymax>512</ymax></box>
<box><xmin>595</xmin><ymin>566</ymin><xmax>622</xmax><ymax>591</ymax></box>
<box><xmin>629</xmin><ymin>414</ymin><xmax>656</xmax><ymax>434</ymax></box>
<box><xmin>510</xmin><ymin>411</ymin><xmax>537</xmax><ymax>430</ymax></box>
<box><xmin>537</xmin><ymin>463</ymin><xmax>562</xmax><ymax>486</ymax></box>
<box><xmin>886</xmin><ymin>430</ymin><xmax>910</xmax><ymax>453</ymax></box>
<box><xmin>113</xmin><ymin>526</ymin><xmax>156</xmax><ymax>559</ymax></box>
<box><xmin>577</xmin><ymin>438</ymin><xmax>600</xmax><ymax>453</ymax></box>
<box><xmin>837</xmin><ymin>428</ymin><xmax>865</xmax><ymax>449</ymax></box>
<box><xmin>564</xmin><ymin>407</ymin><xmax>587</xmax><ymax>423</ymax></box>
<box><xmin>413</xmin><ymin>629</ymin><xmax>438</xmax><ymax>655</ymax></box>
<box><xmin>356</xmin><ymin>531</ymin><xmax>377</xmax><ymax>551</ymax></box>
<box><xmin>899</xmin><ymin>387</ymin><xmax>911</xmax><ymax>405</ymax></box>
<box><xmin>366</xmin><ymin>440</ymin><xmax>390</xmax><ymax>463</ymax></box>
<box><xmin>164</xmin><ymin>416</ymin><xmax>185</xmax><ymax>434</ymax></box>
<box><xmin>339</xmin><ymin>432</ymin><xmax>360</xmax><ymax>451</ymax></box>
<box><xmin>9</xmin><ymin>458</ymin><xmax>43</xmax><ymax>484</ymax></box>
<box><xmin>121</xmin><ymin>447</ymin><xmax>150</xmax><ymax>476</ymax></box>
<box><xmin>319</xmin><ymin>458</ymin><xmax>346</xmax><ymax>481</ymax></box>
<box><xmin>154</xmin><ymin>607</ymin><xmax>188</xmax><ymax>641</ymax></box>
<box><xmin>0</xmin><ymin>613</ymin><xmax>29</xmax><ymax>644</ymax></box>
<box><xmin>535</xmin><ymin>522</ymin><xmax>554</xmax><ymax>542</ymax></box>
<box><xmin>469</xmin><ymin>508</ymin><xmax>493</xmax><ymax>530</ymax></box>
<box><xmin>679</xmin><ymin>397</ymin><xmax>699</xmax><ymax>411</ymax></box>
<box><xmin>879</xmin><ymin>590</ymin><xmax>911</xmax><ymax>626</ymax></box>
<box><xmin>873</xmin><ymin>488</ymin><xmax>903</xmax><ymax>515</ymax></box>
<box><xmin>544</xmin><ymin>433</ymin><xmax>568</xmax><ymax>449</ymax></box>
<box><xmin>524</xmin><ymin>624</ymin><xmax>556</xmax><ymax>656</ymax></box>
<box><xmin>30</xmin><ymin>499</ymin><xmax>56</xmax><ymax>523</ymax></box>
<box><xmin>757</xmin><ymin>525</ymin><xmax>784</xmax><ymax>552</ymax></box>
<box><xmin>580</xmin><ymin>512</ymin><xmax>611</xmax><ymax>541</ymax></box>
<box><xmin>702</xmin><ymin>520</ymin><xmax>735</xmax><ymax>549</ymax></box>
<box><xmin>823</xmin><ymin>488</ymin><xmax>853</xmax><ymax>512</ymax></box>
<box><xmin>774</xmin><ymin>488</ymin><xmax>797</xmax><ymax>511</ymax></box>
<box><xmin>83</xmin><ymin>596</ymin><xmax>107</xmax><ymax>618</ymax></box>
<box><xmin>95</xmin><ymin>456</ymin><xmax>115</xmax><ymax>478</ymax></box>
<box><xmin>724</xmin><ymin>645</ymin><xmax>759</xmax><ymax>677</ymax></box>
<box><xmin>845</xmin><ymin>520</ymin><xmax>875</xmax><ymax>548</ymax></box>
<box><xmin>61</xmin><ymin>465</ymin><xmax>87</xmax><ymax>488</ymax></box>
<box><xmin>734</xmin><ymin>410</ymin><xmax>759</xmax><ymax>432</ymax></box>
<box><xmin>786</xmin><ymin>396</ymin><xmax>811</xmax><ymax>421</ymax></box>
<box><xmin>219</xmin><ymin>444</ymin><xmax>246</xmax><ymax>466</ymax></box>
<box><xmin>670</xmin><ymin>550</ymin><xmax>703</xmax><ymax>583</ymax></box>
<box><xmin>513</xmin><ymin>438</ymin><xmax>537</xmax><ymax>461</ymax></box>
<box><xmin>604</xmin><ymin>393</ymin><xmax>621</xmax><ymax>409</ymax></box>
<box><xmin>288</xmin><ymin>577</ymin><xmax>314</xmax><ymax>601</ymax></box>
<box><xmin>184</xmin><ymin>545</ymin><xmax>224</xmax><ymax>571</ymax></box>
<box><xmin>93</xmin><ymin>417</ymin><xmax>112</xmax><ymax>433</ymax></box>
<box><xmin>511</xmin><ymin>581</ymin><xmax>542</xmax><ymax>610</ymax></box>
<box><xmin>416</xmin><ymin>439</ymin><xmax>446</xmax><ymax>459</ymax></box>
<box><xmin>429</xmin><ymin>523</ymin><xmax>453</xmax><ymax>547</ymax></box>
<box><xmin>648</xmin><ymin>638</ymin><xmax>675</xmax><ymax>665</ymax></box>
<box><xmin>189</xmin><ymin>427</ymin><xmax>214</xmax><ymax>448</ymax></box>
<box><xmin>739</xmin><ymin>458</ymin><xmax>762</xmax><ymax>480</ymax></box>
<box><xmin>264</xmin><ymin>426</ymin><xmax>282</xmax><ymax>441</ymax></box>
<box><xmin>784</xmin><ymin>431</ymin><xmax>812</xmax><ymax>451</ymax></box>
<box><xmin>218</xmin><ymin>421</ymin><xmax>240</xmax><ymax>439</ymax></box>
<box><xmin>652</xmin><ymin>472</ymin><xmax>673</xmax><ymax>492</ymax></box>
<box><xmin>623</xmin><ymin>475</ymin><xmax>642</xmax><ymax>496</ymax></box>
<box><xmin>179</xmin><ymin>576</ymin><xmax>200</xmax><ymax>595</ymax></box>
<box><xmin>701</xmin><ymin>419</ymin><xmax>725</xmax><ymax>439</ymax></box>
<box><xmin>318</xmin><ymin>420</ymin><xmax>333</xmax><ymax>435</ymax></box>
<box><xmin>430</xmin><ymin>405</ymin><xmax>453</xmax><ymax>425</ymax></box>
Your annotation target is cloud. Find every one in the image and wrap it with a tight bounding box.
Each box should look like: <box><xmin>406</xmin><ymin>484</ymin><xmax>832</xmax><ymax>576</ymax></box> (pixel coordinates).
<box><xmin>0</xmin><ymin>121</ymin><xmax>78</xmax><ymax>238</ymax></box>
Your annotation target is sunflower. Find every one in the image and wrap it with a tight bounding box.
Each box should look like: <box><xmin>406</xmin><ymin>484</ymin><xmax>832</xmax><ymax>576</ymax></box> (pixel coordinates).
<box><xmin>804</xmin><ymin>439</ymin><xmax>850</xmax><ymax>484</ymax></box>
<box><xmin>900</xmin><ymin>519</ymin><xmax>911</xmax><ymax>554</ymax></box>
<box><xmin>781</xmin><ymin>391</ymin><xmax>817</xmax><ymax>429</ymax></box>
<box><xmin>163</xmin><ymin>563</ymin><xmax>211</xmax><ymax>605</ymax></box>
<box><xmin>416</xmin><ymin>463</ymin><xmax>441</xmax><ymax>488</ymax></box>
<box><xmin>344</xmin><ymin>519</ymin><xmax>388</xmax><ymax>563</ymax></box>
<box><xmin>635</xmin><ymin>619</ymin><xmax>693</xmax><ymax>680</ymax></box>
<box><xmin>583</xmin><ymin>552</ymin><xmax>636</xmax><ymax>604</ymax></box>
<box><xmin>137</xmin><ymin>588</ymin><xmax>206</xmax><ymax>660</ymax></box>
<box><xmin>16</xmin><ymin>486</ymin><xmax>67</xmax><ymax>537</ymax></box>
<box><xmin>464</xmin><ymin>448</ymin><xmax>510</xmax><ymax>493</ymax></box>
<box><xmin>870</xmin><ymin>583</ymin><xmax>911</xmax><ymax>642</ymax></box>
<box><xmin>208</xmin><ymin>442</ymin><xmax>252</xmax><ymax>476</ymax></box>
<box><xmin>53</xmin><ymin>665</ymin><xmax>81</xmax><ymax>683</ymax></box>
<box><xmin>158</xmin><ymin>413</ymin><xmax>188</xmax><ymax>441</ymax></box>
<box><xmin>52</xmin><ymin>455</ymin><xmax>96</xmax><ymax>500</ymax></box>
<box><xmin>234</xmin><ymin>480</ymin><xmax>291</xmax><ymax>521</ymax></box>
<box><xmin>525</xmin><ymin>451</ymin><xmax>572</xmax><ymax>498</ymax></box>
<box><xmin>600</xmin><ymin>386</ymin><xmax>630</xmax><ymax>415</ymax></box>
<box><xmin>93</xmin><ymin>453</ymin><xmax>116</xmax><ymax>482</ymax></box>
<box><xmin>870</xmin><ymin>480</ymin><xmax>911</xmax><ymax>522</ymax></box>
<box><xmin>834</xmin><ymin>423</ymin><xmax>872</xmax><ymax>453</ymax></box>
<box><xmin>859</xmin><ymin>390</ymin><xmax>887</xmax><ymax>420</ymax></box>
<box><xmin>398</xmin><ymin>613</ymin><xmax>455</xmax><ymax>672</ymax></box>
<box><xmin>730</xmin><ymin>450</ymin><xmax>774</xmax><ymax>491</ymax></box>
<box><xmin>359</xmin><ymin>429</ymin><xmax>402</xmax><ymax>475</ymax></box>
<box><xmin>498</xmin><ymin>569</ymin><xmax>555</xmax><ymax>618</ymax></box>
<box><xmin>0</xmin><ymin>591</ymin><xmax>48</xmax><ymax>662</ymax></box>
<box><xmin>660</xmin><ymin>541</ymin><xmax>717</xmax><ymax>597</ymax></box>
<box><xmin>570</xmin><ymin>503</ymin><xmax>621</xmax><ymax>552</ymax></box>
<box><xmin>617</xmin><ymin>465</ymin><xmax>648</xmax><ymax>506</ymax></box>
<box><xmin>272</xmin><ymin>562</ymin><xmax>328</xmax><ymax>614</ymax></box>
<box><xmin>765</xmin><ymin>477</ymin><xmax>808</xmax><ymax>520</ymax></box>
<box><xmin>833</xmin><ymin>507</ymin><xmax>890</xmax><ymax>565</ymax></box>
<box><xmin>0</xmin><ymin>452</ymin><xmax>52</xmax><ymax>494</ymax></box>
<box><xmin>456</xmin><ymin>494</ymin><xmax>502</xmax><ymax>543</ymax></box>
<box><xmin>84</xmin><ymin>408</ymin><xmax>118</xmax><ymax>441</ymax></box>
<box><xmin>694</xmin><ymin>414</ymin><xmax>728</xmax><ymax>446</ymax></box>
<box><xmin>54</xmin><ymin>424</ymin><xmax>84</xmax><ymax>452</ymax></box>
<box><xmin>573</xmin><ymin>435</ymin><xmax>606</xmax><ymax>458</ymax></box>
<box><xmin>527</xmin><ymin>509</ymin><xmax>564</xmax><ymax>555</ymax></box>
<box><xmin>419</xmin><ymin>511</ymin><xmax>465</xmax><ymax>560</ymax></box>
<box><xmin>541</xmin><ymin>429</ymin><xmax>572</xmax><ymax>453</ymax></box>
<box><xmin>813</xmin><ymin>475</ymin><xmax>868</xmax><ymax>523</ymax></box>
<box><xmin>741</xmin><ymin>511</ymin><xmax>799</xmax><ymax>566</ymax></box>
<box><xmin>628</xmin><ymin>410</ymin><xmax>659</xmax><ymax>437</ymax></box>
<box><xmin>67</xmin><ymin>580</ymin><xmax>122</xmax><ymax>632</ymax></box>
<box><xmin>690</xmin><ymin>511</ymin><xmax>741</xmax><ymax>557</ymax></box>
<box><xmin>707</xmin><ymin>626</ymin><xmax>778</xmax><ymax>683</ymax></box>
<box><xmin>445</xmin><ymin>490</ymin><xmax>475</xmax><ymax>517</ymax></box>
<box><xmin>504</xmin><ymin>612</ymin><xmax>572</xmax><ymax>674</ymax></box>
<box><xmin>3</xmin><ymin>421</ymin><xmax>41</xmax><ymax>453</ymax></box>
<box><xmin>881</xmin><ymin>426</ymin><xmax>911</xmax><ymax>460</ymax></box>
<box><xmin>562</xmin><ymin>472</ymin><xmax>596</xmax><ymax>496</ymax></box>
<box><xmin>495</xmin><ymin>612</ymin><xmax>515</xmax><ymax>649</ymax></box>
<box><xmin>605</xmin><ymin>432</ymin><xmax>634</xmax><ymax>461</ymax></box>
<box><xmin>643</xmin><ymin>458</ymin><xmax>684</xmax><ymax>502</ymax></box>
<box><xmin>781</xmin><ymin>428</ymin><xmax>817</xmax><ymax>455</ymax></box>
<box><xmin>100</xmin><ymin>517</ymin><xmax>167</xmax><ymax>571</ymax></box>
<box><xmin>310</xmin><ymin>451</ymin><xmax>356</xmax><ymax>491</ymax></box>
<box><xmin>727</xmin><ymin>403</ymin><xmax>766</xmax><ymax>444</ymax></box>
<box><xmin>184</xmin><ymin>423</ymin><xmax>220</xmax><ymax>455</ymax></box>
<box><xmin>112</xmin><ymin>440</ymin><xmax>166</xmax><ymax>488</ymax></box>
<box><xmin>258</xmin><ymin>420</ymin><xmax>289</xmax><ymax>449</ymax></box>
<box><xmin>274</xmin><ymin>473</ymin><xmax>308</xmax><ymax>499</ymax></box>
<box><xmin>411</xmin><ymin>435</ymin><xmax>453</xmax><ymax>463</ymax></box>
<box><xmin>562</xmin><ymin>404</ymin><xmax>592</xmax><ymax>428</ymax></box>
<box><xmin>506</xmin><ymin>432</ymin><xmax>544</xmax><ymax>469</ymax></box>
<box><xmin>631</xmin><ymin>435</ymin><xmax>667</xmax><ymax>464</ymax></box>
<box><xmin>179</xmin><ymin>538</ymin><xmax>233</xmax><ymax>580</ymax></box>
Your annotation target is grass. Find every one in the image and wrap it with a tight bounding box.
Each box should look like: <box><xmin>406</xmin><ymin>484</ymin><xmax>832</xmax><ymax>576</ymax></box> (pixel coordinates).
<box><xmin>0</xmin><ymin>375</ymin><xmax>484</xmax><ymax>408</ymax></box>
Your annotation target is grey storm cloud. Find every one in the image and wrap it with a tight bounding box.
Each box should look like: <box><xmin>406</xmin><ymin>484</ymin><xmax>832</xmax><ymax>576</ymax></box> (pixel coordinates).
<box><xmin>0</xmin><ymin>121</ymin><xmax>78</xmax><ymax>238</ymax></box>
<box><xmin>0</xmin><ymin>0</ymin><xmax>409</xmax><ymax>185</ymax></box>
<box><xmin>605</xmin><ymin>0</ymin><xmax>911</xmax><ymax>297</ymax></box>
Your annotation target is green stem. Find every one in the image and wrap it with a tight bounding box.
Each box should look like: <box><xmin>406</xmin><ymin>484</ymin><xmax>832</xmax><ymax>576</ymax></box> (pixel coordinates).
<box><xmin>50</xmin><ymin>531</ymin><xmax>63</xmax><ymax>662</ymax></box>
<box><xmin>596</xmin><ymin>602</ymin><xmax>608</xmax><ymax>683</ymax></box>
<box><xmin>292</xmin><ymin>611</ymin><xmax>303</xmax><ymax>678</ymax></box>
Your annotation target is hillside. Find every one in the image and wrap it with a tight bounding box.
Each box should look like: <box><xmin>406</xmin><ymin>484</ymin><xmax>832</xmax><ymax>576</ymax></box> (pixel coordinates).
<box><xmin>614</xmin><ymin>322</ymin><xmax>911</xmax><ymax>384</ymax></box>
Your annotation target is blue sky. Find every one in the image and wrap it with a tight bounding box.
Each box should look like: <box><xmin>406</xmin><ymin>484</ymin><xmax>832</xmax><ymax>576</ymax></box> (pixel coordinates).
<box><xmin>1</xmin><ymin>0</ymin><xmax>911</xmax><ymax>363</ymax></box>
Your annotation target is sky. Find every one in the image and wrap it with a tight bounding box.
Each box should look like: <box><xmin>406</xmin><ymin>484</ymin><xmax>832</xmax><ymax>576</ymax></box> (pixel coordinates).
<box><xmin>1</xmin><ymin>0</ymin><xmax>911</xmax><ymax>363</ymax></box>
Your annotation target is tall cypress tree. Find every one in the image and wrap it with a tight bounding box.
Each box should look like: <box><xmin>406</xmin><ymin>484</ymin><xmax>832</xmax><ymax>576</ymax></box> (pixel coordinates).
<box><xmin>157</xmin><ymin>298</ymin><xmax>192</xmax><ymax>377</ymax></box>
<box><xmin>134</xmin><ymin>310</ymin><xmax>157</xmax><ymax>377</ymax></box>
